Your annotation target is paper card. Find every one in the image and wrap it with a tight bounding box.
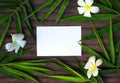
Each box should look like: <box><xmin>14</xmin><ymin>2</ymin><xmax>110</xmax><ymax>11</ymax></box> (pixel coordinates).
<box><xmin>37</xmin><ymin>26</ymin><xmax>81</xmax><ymax>56</ymax></box>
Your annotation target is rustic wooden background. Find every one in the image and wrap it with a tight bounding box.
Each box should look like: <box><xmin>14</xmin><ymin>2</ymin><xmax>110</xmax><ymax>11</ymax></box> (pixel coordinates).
<box><xmin>0</xmin><ymin>0</ymin><xmax>120</xmax><ymax>83</ymax></box>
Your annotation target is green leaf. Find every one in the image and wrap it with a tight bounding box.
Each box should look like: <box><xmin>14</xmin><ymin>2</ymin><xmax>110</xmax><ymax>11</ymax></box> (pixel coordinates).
<box><xmin>0</xmin><ymin>0</ymin><xmax>21</xmax><ymax>3</ymax></box>
<box><xmin>96</xmin><ymin>76</ymin><xmax>104</xmax><ymax>83</ymax></box>
<box><xmin>100</xmin><ymin>69</ymin><xmax>119</xmax><ymax>74</ymax></box>
<box><xmin>48</xmin><ymin>75</ymin><xmax>89</xmax><ymax>82</ymax></box>
<box><xmin>115</xmin><ymin>40</ymin><xmax>120</xmax><ymax>53</ymax></box>
<box><xmin>110</xmin><ymin>0</ymin><xmax>120</xmax><ymax>13</ymax></box>
<box><xmin>38</xmin><ymin>0</ymin><xmax>62</xmax><ymax>25</ymax></box>
<box><xmin>0</xmin><ymin>5</ymin><xmax>16</xmax><ymax>11</ymax></box>
<box><xmin>74</xmin><ymin>57</ymin><xmax>87</xmax><ymax>75</ymax></box>
<box><xmin>90</xmin><ymin>22</ymin><xmax>110</xmax><ymax>61</ymax></box>
<box><xmin>94</xmin><ymin>3</ymin><xmax>118</xmax><ymax>14</ymax></box>
<box><xmin>0</xmin><ymin>16</ymin><xmax>11</xmax><ymax>46</ymax></box>
<box><xmin>25</xmin><ymin>0</ymin><xmax>54</xmax><ymax>21</ymax></box>
<box><xmin>81</xmin><ymin>23</ymin><xmax>120</xmax><ymax>41</ymax></box>
<box><xmin>2</xmin><ymin>66</ymin><xmax>39</xmax><ymax>82</ymax></box>
<box><xmin>15</xmin><ymin>12</ymin><xmax>22</xmax><ymax>33</ymax></box>
<box><xmin>99</xmin><ymin>0</ymin><xmax>112</xmax><ymax>8</ymax></box>
<box><xmin>81</xmin><ymin>44</ymin><xmax>115</xmax><ymax>67</ymax></box>
<box><xmin>0</xmin><ymin>15</ymin><xmax>10</xmax><ymax>25</ymax></box>
<box><xmin>117</xmin><ymin>52</ymin><xmax>120</xmax><ymax>67</ymax></box>
<box><xmin>53</xmin><ymin>58</ymin><xmax>85</xmax><ymax>79</ymax></box>
<box><xmin>15</xmin><ymin>62</ymin><xmax>45</xmax><ymax>66</ymax></box>
<box><xmin>61</xmin><ymin>14</ymin><xmax>118</xmax><ymax>22</ymax></box>
<box><xmin>56</xmin><ymin>0</ymin><xmax>69</xmax><ymax>23</ymax></box>
<box><xmin>22</xmin><ymin>58</ymin><xmax>53</xmax><ymax>63</ymax></box>
<box><xmin>0</xmin><ymin>68</ymin><xmax>24</xmax><ymax>81</ymax></box>
<box><xmin>11</xmin><ymin>63</ymin><xmax>51</xmax><ymax>72</ymax></box>
<box><xmin>0</xmin><ymin>50</ymin><xmax>8</xmax><ymax>60</ymax></box>
<box><xmin>0</xmin><ymin>48</ymin><xmax>31</xmax><ymax>64</ymax></box>
<box><xmin>25</xmin><ymin>0</ymin><xmax>38</xmax><ymax>23</ymax></box>
<box><xmin>109</xmin><ymin>19</ymin><xmax>115</xmax><ymax>63</ymax></box>
<box><xmin>21</xmin><ymin>6</ymin><xmax>35</xmax><ymax>39</ymax></box>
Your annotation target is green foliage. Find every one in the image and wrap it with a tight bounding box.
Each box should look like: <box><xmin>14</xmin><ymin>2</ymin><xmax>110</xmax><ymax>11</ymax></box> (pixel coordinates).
<box><xmin>61</xmin><ymin>14</ymin><xmax>118</xmax><ymax>22</ymax></box>
<box><xmin>109</xmin><ymin>19</ymin><xmax>115</xmax><ymax>63</ymax></box>
<box><xmin>56</xmin><ymin>0</ymin><xmax>69</xmax><ymax>23</ymax></box>
<box><xmin>38</xmin><ymin>0</ymin><xmax>62</xmax><ymax>25</ymax></box>
<box><xmin>90</xmin><ymin>22</ymin><xmax>110</xmax><ymax>61</ymax></box>
<box><xmin>81</xmin><ymin>23</ymin><xmax>120</xmax><ymax>41</ymax></box>
<box><xmin>0</xmin><ymin>16</ymin><xmax>11</xmax><ymax>46</ymax></box>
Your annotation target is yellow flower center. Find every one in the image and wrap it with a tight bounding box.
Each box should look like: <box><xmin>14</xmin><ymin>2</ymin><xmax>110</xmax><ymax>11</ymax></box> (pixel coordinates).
<box><xmin>85</xmin><ymin>4</ymin><xmax>91</xmax><ymax>11</ymax></box>
<box><xmin>91</xmin><ymin>65</ymin><xmax>97</xmax><ymax>71</ymax></box>
<box><xmin>13</xmin><ymin>41</ymin><xmax>17</xmax><ymax>45</ymax></box>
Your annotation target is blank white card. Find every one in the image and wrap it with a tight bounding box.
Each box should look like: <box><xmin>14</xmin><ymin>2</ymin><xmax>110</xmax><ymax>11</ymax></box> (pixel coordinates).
<box><xmin>37</xmin><ymin>26</ymin><xmax>81</xmax><ymax>56</ymax></box>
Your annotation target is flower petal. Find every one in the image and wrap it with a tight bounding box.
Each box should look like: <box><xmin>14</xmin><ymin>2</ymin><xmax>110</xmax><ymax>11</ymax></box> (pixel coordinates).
<box><xmin>85</xmin><ymin>0</ymin><xmax>94</xmax><ymax>6</ymax></box>
<box><xmin>96</xmin><ymin>59</ymin><xmax>102</xmax><ymax>66</ymax></box>
<box><xmin>87</xmin><ymin>70</ymin><xmax>93</xmax><ymax>78</ymax></box>
<box><xmin>93</xmin><ymin>69</ymin><xmax>98</xmax><ymax>77</ymax></box>
<box><xmin>5</xmin><ymin>43</ymin><xmax>16</xmax><ymax>52</ymax></box>
<box><xmin>84</xmin><ymin>61</ymin><xmax>92</xmax><ymax>69</ymax></box>
<box><xmin>14</xmin><ymin>44</ymin><xmax>20</xmax><ymax>53</ymax></box>
<box><xmin>77</xmin><ymin>7</ymin><xmax>86</xmax><ymax>14</ymax></box>
<box><xmin>91</xmin><ymin>6</ymin><xmax>99</xmax><ymax>13</ymax></box>
<box><xmin>77</xmin><ymin>0</ymin><xmax>85</xmax><ymax>6</ymax></box>
<box><xmin>88</xmin><ymin>56</ymin><xmax>96</xmax><ymax>64</ymax></box>
<box><xmin>17</xmin><ymin>40</ymin><xmax>27</xmax><ymax>48</ymax></box>
<box><xmin>12</xmin><ymin>34</ymin><xmax>24</xmax><ymax>41</ymax></box>
<box><xmin>84</xmin><ymin>11</ymin><xmax>91</xmax><ymax>17</ymax></box>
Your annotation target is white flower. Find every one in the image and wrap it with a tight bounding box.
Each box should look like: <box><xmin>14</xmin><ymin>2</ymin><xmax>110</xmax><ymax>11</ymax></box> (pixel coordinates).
<box><xmin>84</xmin><ymin>56</ymin><xmax>102</xmax><ymax>79</ymax></box>
<box><xmin>5</xmin><ymin>34</ymin><xmax>27</xmax><ymax>53</ymax></box>
<box><xmin>77</xmin><ymin>0</ymin><xmax>99</xmax><ymax>17</ymax></box>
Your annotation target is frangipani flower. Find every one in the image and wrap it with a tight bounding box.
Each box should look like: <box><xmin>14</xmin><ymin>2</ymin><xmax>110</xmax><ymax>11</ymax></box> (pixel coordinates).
<box><xmin>84</xmin><ymin>56</ymin><xmax>102</xmax><ymax>79</ymax></box>
<box><xmin>77</xmin><ymin>0</ymin><xmax>99</xmax><ymax>17</ymax></box>
<box><xmin>5</xmin><ymin>34</ymin><xmax>27</xmax><ymax>53</ymax></box>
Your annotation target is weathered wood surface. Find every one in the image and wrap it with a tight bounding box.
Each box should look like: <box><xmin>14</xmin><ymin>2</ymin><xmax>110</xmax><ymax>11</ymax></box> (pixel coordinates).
<box><xmin>0</xmin><ymin>0</ymin><xmax>120</xmax><ymax>83</ymax></box>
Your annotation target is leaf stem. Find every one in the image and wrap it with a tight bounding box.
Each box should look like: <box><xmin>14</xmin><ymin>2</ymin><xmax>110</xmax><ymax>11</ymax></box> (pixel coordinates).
<box><xmin>10</xmin><ymin>0</ymin><xmax>27</xmax><ymax>16</ymax></box>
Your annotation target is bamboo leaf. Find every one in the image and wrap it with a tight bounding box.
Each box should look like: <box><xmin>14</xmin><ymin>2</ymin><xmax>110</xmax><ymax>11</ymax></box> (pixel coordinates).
<box><xmin>0</xmin><ymin>5</ymin><xmax>16</xmax><ymax>11</ymax></box>
<box><xmin>11</xmin><ymin>63</ymin><xmax>51</xmax><ymax>72</ymax></box>
<box><xmin>0</xmin><ymin>68</ymin><xmax>24</xmax><ymax>81</ymax></box>
<box><xmin>38</xmin><ymin>0</ymin><xmax>62</xmax><ymax>25</ymax></box>
<box><xmin>99</xmin><ymin>0</ymin><xmax>112</xmax><ymax>8</ymax></box>
<box><xmin>0</xmin><ymin>48</ymin><xmax>31</xmax><ymax>64</ymax></box>
<box><xmin>61</xmin><ymin>14</ymin><xmax>118</xmax><ymax>22</ymax></box>
<box><xmin>0</xmin><ymin>50</ymin><xmax>8</xmax><ymax>60</ymax></box>
<box><xmin>109</xmin><ymin>19</ymin><xmax>115</xmax><ymax>63</ymax></box>
<box><xmin>21</xmin><ymin>6</ymin><xmax>35</xmax><ymax>39</ymax></box>
<box><xmin>25</xmin><ymin>0</ymin><xmax>54</xmax><ymax>21</ymax></box>
<box><xmin>74</xmin><ymin>57</ymin><xmax>87</xmax><ymax>75</ymax></box>
<box><xmin>0</xmin><ymin>0</ymin><xmax>21</xmax><ymax>3</ymax></box>
<box><xmin>117</xmin><ymin>52</ymin><xmax>120</xmax><ymax>67</ymax></box>
<box><xmin>15</xmin><ymin>62</ymin><xmax>45</xmax><ymax>66</ymax></box>
<box><xmin>53</xmin><ymin>58</ymin><xmax>85</xmax><ymax>79</ymax></box>
<box><xmin>81</xmin><ymin>44</ymin><xmax>114</xmax><ymax>67</ymax></box>
<box><xmin>56</xmin><ymin>0</ymin><xmax>69</xmax><ymax>23</ymax></box>
<box><xmin>115</xmin><ymin>40</ymin><xmax>120</xmax><ymax>53</ymax></box>
<box><xmin>94</xmin><ymin>3</ymin><xmax>118</xmax><ymax>14</ymax></box>
<box><xmin>90</xmin><ymin>22</ymin><xmax>110</xmax><ymax>61</ymax></box>
<box><xmin>81</xmin><ymin>23</ymin><xmax>120</xmax><ymax>41</ymax></box>
<box><xmin>96</xmin><ymin>76</ymin><xmax>104</xmax><ymax>83</ymax></box>
<box><xmin>100</xmin><ymin>69</ymin><xmax>119</xmax><ymax>74</ymax></box>
<box><xmin>0</xmin><ymin>15</ymin><xmax>10</xmax><ymax>25</ymax></box>
<box><xmin>110</xmin><ymin>0</ymin><xmax>120</xmax><ymax>13</ymax></box>
<box><xmin>48</xmin><ymin>75</ymin><xmax>89</xmax><ymax>82</ymax></box>
<box><xmin>26</xmin><ymin>0</ymin><xmax>38</xmax><ymax>23</ymax></box>
<box><xmin>2</xmin><ymin>66</ymin><xmax>39</xmax><ymax>82</ymax></box>
<box><xmin>0</xmin><ymin>16</ymin><xmax>11</xmax><ymax>46</ymax></box>
<box><xmin>15</xmin><ymin>12</ymin><xmax>22</xmax><ymax>33</ymax></box>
